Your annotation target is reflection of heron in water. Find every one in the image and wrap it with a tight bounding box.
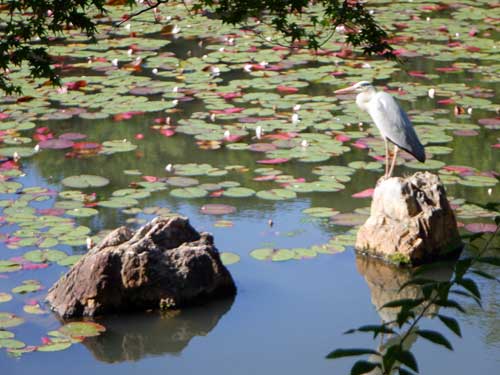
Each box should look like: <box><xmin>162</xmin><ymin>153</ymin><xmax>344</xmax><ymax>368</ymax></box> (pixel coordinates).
<box><xmin>81</xmin><ymin>297</ymin><xmax>234</xmax><ymax>363</ymax></box>
<box><xmin>355</xmin><ymin>256</ymin><xmax>454</xmax><ymax>374</ymax></box>
<box><xmin>334</xmin><ymin>81</ymin><xmax>426</xmax><ymax>178</ymax></box>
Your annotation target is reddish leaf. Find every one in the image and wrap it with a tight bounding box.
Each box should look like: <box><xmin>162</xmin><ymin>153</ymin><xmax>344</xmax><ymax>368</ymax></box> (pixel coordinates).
<box><xmin>352</xmin><ymin>188</ymin><xmax>375</xmax><ymax>198</ymax></box>
<box><xmin>256</xmin><ymin>158</ymin><xmax>290</xmax><ymax>165</ymax></box>
<box><xmin>276</xmin><ymin>85</ymin><xmax>299</xmax><ymax>94</ymax></box>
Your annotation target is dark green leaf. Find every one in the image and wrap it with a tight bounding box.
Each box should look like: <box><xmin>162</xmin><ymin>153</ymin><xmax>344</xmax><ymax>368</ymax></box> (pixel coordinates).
<box><xmin>454</xmin><ymin>258</ymin><xmax>472</xmax><ymax>280</ymax></box>
<box><xmin>450</xmin><ymin>290</ymin><xmax>482</xmax><ymax>308</ymax></box>
<box><xmin>399</xmin><ymin>278</ymin><xmax>436</xmax><ymax>292</ymax></box>
<box><xmin>326</xmin><ymin>348</ymin><xmax>380</xmax><ymax>359</ymax></box>
<box><xmin>398</xmin><ymin>350</ymin><xmax>419</xmax><ymax>373</ymax></box>
<box><xmin>344</xmin><ymin>324</ymin><xmax>395</xmax><ymax>340</ymax></box>
<box><xmin>477</xmin><ymin>257</ymin><xmax>500</xmax><ymax>267</ymax></box>
<box><xmin>351</xmin><ymin>361</ymin><xmax>379</xmax><ymax>375</ymax></box>
<box><xmin>417</xmin><ymin>330</ymin><xmax>453</xmax><ymax>350</ymax></box>
<box><xmin>381</xmin><ymin>298</ymin><xmax>424</xmax><ymax>310</ymax></box>
<box><xmin>437</xmin><ymin>315</ymin><xmax>462</xmax><ymax>337</ymax></box>
<box><xmin>434</xmin><ymin>299</ymin><xmax>466</xmax><ymax>313</ymax></box>
<box><xmin>471</xmin><ymin>269</ymin><xmax>499</xmax><ymax>283</ymax></box>
<box><xmin>456</xmin><ymin>278</ymin><xmax>481</xmax><ymax>300</ymax></box>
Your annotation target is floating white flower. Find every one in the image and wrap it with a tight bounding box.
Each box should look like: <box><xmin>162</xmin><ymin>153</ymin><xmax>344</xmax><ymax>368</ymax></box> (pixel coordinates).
<box><xmin>256</xmin><ymin>126</ymin><xmax>263</xmax><ymax>140</ymax></box>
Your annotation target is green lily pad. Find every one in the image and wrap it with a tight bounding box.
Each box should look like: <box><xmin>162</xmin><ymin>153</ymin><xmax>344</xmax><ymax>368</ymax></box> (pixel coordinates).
<box><xmin>37</xmin><ymin>341</ymin><xmax>73</xmax><ymax>352</ymax></box>
<box><xmin>170</xmin><ymin>187</ymin><xmax>208</xmax><ymax>198</ymax></box>
<box><xmin>256</xmin><ymin>189</ymin><xmax>297</xmax><ymax>200</ymax></box>
<box><xmin>57</xmin><ymin>255</ymin><xmax>83</xmax><ymax>266</ymax></box>
<box><xmin>220</xmin><ymin>252</ymin><xmax>240</xmax><ymax>265</ymax></box>
<box><xmin>0</xmin><ymin>293</ymin><xmax>13</xmax><ymax>303</ymax></box>
<box><xmin>222</xmin><ymin>187</ymin><xmax>256</xmax><ymax>198</ymax></box>
<box><xmin>0</xmin><ymin>338</ymin><xmax>25</xmax><ymax>349</ymax></box>
<box><xmin>66</xmin><ymin>207</ymin><xmax>99</xmax><ymax>217</ymax></box>
<box><xmin>12</xmin><ymin>280</ymin><xmax>43</xmax><ymax>294</ymax></box>
<box><xmin>250</xmin><ymin>248</ymin><xmax>295</xmax><ymax>261</ymax></box>
<box><xmin>59</xmin><ymin>322</ymin><xmax>106</xmax><ymax>338</ymax></box>
<box><xmin>0</xmin><ymin>260</ymin><xmax>22</xmax><ymax>273</ymax></box>
<box><xmin>0</xmin><ymin>313</ymin><xmax>24</xmax><ymax>328</ymax></box>
<box><xmin>23</xmin><ymin>304</ymin><xmax>47</xmax><ymax>315</ymax></box>
<box><xmin>62</xmin><ymin>175</ymin><xmax>110</xmax><ymax>188</ymax></box>
<box><xmin>302</xmin><ymin>207</ymin><xmax>340</xmax><ymax>218</ymax></box>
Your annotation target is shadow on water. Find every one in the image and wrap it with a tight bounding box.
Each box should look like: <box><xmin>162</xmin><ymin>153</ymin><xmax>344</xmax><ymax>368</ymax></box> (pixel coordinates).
<box><xmin>81</xmin><ymin>296</ymin><xmax>234</xmax><ymax>363</ymax></box>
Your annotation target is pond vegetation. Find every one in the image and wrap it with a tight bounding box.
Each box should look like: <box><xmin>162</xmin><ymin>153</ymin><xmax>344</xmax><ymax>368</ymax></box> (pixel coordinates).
<box><xmin>0</xmin><ymin>1</ymin><xmax>498</xmax><ymax>374</ymax></box>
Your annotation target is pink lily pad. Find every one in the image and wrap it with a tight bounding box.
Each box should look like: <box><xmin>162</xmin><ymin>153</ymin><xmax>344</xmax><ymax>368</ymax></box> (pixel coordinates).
<box><xmin>465</xmin><ymin>223</ymin><xmax>497</xmax><ymax>233</ymax></box>
<box><xmin>200</xmin><ymin>204</ymin><xmax>237</xmax><ymax>215</ymax></box>
<box><xmin>257</xmin><ymin>158</ymin><xmax>290</xmax><ymax>165</ymax></box>
<box><xmin>59</xmin><ymin>133</ymin><xmax>87</xmax><ymax>141</ymax></box>
<box><xmin>39</xmin><ymin>139</ymin><xmax>74</xmax><ymax>149</ymax></box>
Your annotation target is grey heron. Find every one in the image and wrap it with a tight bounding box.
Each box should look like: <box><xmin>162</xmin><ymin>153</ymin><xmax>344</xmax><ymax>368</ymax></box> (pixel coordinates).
<box><xmin>334</xmin><ymin>81</ymin><xmax>425</xmax><ymax>178</ymax></box>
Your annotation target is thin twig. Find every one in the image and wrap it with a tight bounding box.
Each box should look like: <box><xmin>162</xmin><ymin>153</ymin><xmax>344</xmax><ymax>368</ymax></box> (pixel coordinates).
<box><xmin>116</xmin><ymin>0</ymin><xmax>168</xmax><ymax>27</ymax></box>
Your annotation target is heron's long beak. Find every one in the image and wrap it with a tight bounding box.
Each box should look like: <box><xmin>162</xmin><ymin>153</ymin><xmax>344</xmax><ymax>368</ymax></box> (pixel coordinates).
<box><xmin>334</xmin><ymin>85</ymin><xmax>356</xmax><ymax>94</ymax></box>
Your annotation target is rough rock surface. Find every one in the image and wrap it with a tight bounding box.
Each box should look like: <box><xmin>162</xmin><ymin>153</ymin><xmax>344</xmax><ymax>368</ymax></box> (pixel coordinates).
<box><xmin>355</xmin><ymin>172</ymin><xmax>461</xmax><ymax>265</ymax></box>
<box><xmin>46</xmin><ymin>216</ymin><xmax>236</xmax><ymax>318</ymax></box>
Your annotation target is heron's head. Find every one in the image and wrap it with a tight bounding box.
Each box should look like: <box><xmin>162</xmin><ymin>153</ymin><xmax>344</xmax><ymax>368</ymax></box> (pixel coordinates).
<box><xmin>334</xmin><ymin>81</ymin><xmax>374</xmax><ymax>94</ymax></box>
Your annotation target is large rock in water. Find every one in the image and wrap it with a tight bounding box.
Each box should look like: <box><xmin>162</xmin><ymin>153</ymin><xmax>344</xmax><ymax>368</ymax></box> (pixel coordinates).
<box><xmin>355</xmin><ymin>172</ymin><xmax>462</xmax><ymax>265</ymax></box>
<box><xmin>46</xmin><ymin>216</ymin><xmax>236</xmax><ymax>318</ymax></box>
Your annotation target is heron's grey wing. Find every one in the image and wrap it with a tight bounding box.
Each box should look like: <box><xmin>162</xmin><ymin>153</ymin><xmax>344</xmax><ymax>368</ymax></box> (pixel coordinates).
<box><xmin>369</xmin><ymin>92</ymin><xmax>426</xmax><ymax>162</ymax></box>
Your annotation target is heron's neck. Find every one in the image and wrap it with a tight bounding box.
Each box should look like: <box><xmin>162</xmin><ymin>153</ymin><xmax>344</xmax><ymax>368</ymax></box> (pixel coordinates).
<box><xmin>356</xmin><ymin>87</ymin><xmax>377</xmax><ymax>112</ymax></box>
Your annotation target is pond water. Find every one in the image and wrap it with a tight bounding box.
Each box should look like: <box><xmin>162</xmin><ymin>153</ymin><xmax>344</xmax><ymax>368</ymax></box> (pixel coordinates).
<box><xmin>0</xmin><ymin>1</ymin><xmax>499</xmax><ymax>374</ymax></box>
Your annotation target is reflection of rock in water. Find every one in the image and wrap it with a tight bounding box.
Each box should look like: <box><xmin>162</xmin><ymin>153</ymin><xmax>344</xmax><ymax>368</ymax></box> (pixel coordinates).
<box><xmin>83</xmin><ymin>296</ymin><xmax>234</xmax><ymax>363</ymax></box>
<box><xmin>356</xmin><ymin>255</ymin><xmax>453</xmax><ymax>323</ymax></box>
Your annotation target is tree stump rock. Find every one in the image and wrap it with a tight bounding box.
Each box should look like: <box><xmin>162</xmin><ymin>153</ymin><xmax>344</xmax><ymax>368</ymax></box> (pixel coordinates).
<box><xmin>355</xmin><ymin>172</ymin><xmax>462</xmax><ymax>265</ymax></box>
<box><xmin>46</xmin><ymin>216</ymin><xmax>236</xmax><ymax>318</ymax></box>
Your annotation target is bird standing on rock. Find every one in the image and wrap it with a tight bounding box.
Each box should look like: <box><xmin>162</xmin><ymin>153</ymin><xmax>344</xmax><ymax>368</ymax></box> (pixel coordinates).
<box><xmin>334</xmin><ymin>81</ymin><xmax>425</xmax><ymax>178</ymax></box>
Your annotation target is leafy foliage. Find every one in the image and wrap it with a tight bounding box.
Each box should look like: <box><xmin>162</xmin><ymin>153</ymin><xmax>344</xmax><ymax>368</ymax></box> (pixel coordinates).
<box><xmin>0</xmin><ymin>0</ymin><xmax>393</xmax><ymax>93</ymax></box>
<box><xmin>328</xmin><ymin>214</ymin><xmax>499</xmax><ymax>374</ymax></box>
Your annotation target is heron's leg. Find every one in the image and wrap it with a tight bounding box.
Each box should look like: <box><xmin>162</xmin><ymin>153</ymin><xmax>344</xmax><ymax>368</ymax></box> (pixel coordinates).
<box><xmin>384</xmin><ymin>138</ymin><xmax>389</xmax><ymax>178</ymax></box>
<box><xmin>388</xmin><ymin>145</ymin><xmax>399</xmax><ymax>177</ymax></box>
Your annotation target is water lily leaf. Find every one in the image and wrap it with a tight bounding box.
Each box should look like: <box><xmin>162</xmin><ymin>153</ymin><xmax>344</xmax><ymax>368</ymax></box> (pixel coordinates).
<box><xmin>200</xmin><ymin>204</ymin><xmax>236</xmax><ymax>215</ymax></box>
<box><xmin>66</xmin><ymin>207</ymin><xmax>99</xmax><ymax>217</ymax></box>
<box><xmin>59</xmin><ymin>322</ymin><xmax>106</xmax><ymax>338</ymax></box>
<box><xmin>220</xmin><ymin>252</ymin><xmax>240</xmax><ymax>265</ymax></box>
<box><xmin>0</xmin><ymin>293</ymin><xmax>13</xmax><ymax>303</ymax></box>
<box><xmin>37</xmin><ymin>341</ymin><xmax>72</xmax><ymax>352</ymax></box>
<box><xmin>57</xmin><ymin>255</ymin><xmax>83</xmax><ymax>266</ymax></box>
<box><xmin>12</xmin><ymin>280</ymin><xmax>42</xmax><ymax>294</ymax></box>
<box><xmin>223</xmin><ymin>187</ymin><xmax>256</xmax><ymax>198</ymax></box>
<box><xmin>256</xmin><ymin>189</ymin><xmax>297</xmax><ymax>200</ymax></box>
<box><xmin>0</xmin><ymin>338</ymin><xmax>25</xmax><ymax>349</ymax></box>
<box><xmin>250</xmin><ymin>248</ymin><xmax>295</xmax><ymax>261</ymax></box>
<box><xmin>302</xmin><ymin>207</ymin><xmax>340</xmax><ymax>218</ymax></box>
<box><xmin>23</xmin><ymin>303</ymin><xmax>47</xmax><ymax>315</ymax></box>
<box><xmin>62</xmin><ymin>175</ymin><xmax>110</xmax><ymax>188</ymax></box>
<box><xmin>0</xmin><ymin>313</ymin><xmax>24</xmax><ymax>328</ymax></box>
<box><xmin>39</xmin><ymin>139</ymin><xmax>74</xmax><ymax>149</ymax></box>
<box><xmin>0</xmin><ymin>260</ymin><xmax>22</xmax><ymax>273</ymax></box>
<box><xmin>170</xmin><ymin>187</ymin><xmax>208</xmax><ymax>198</ymax></box>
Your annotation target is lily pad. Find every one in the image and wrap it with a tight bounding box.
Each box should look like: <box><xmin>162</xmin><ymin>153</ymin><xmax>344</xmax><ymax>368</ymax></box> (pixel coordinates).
<box><xmin>220</xmin><ymin>252</ymin><xmax>240</xmax><ymax>265</ymax></box>
<box><xmin>200</xmin><ymin>204</ymin><xmax>236</xmax><ymax>215</ymax></box>
<box><xmin>0</xmin><ymin>313</ymin><xmax>24</xmax><ymax>329</ymax></box>
<box><xmin>59</xmin><ymin>322</ymin><xmax>106</xmax><ymax>338</ymax></box>
<box><xmin>62</xmin><ymin>175</ymin><xmax>110</xmax><ymax>188</ymax></box>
